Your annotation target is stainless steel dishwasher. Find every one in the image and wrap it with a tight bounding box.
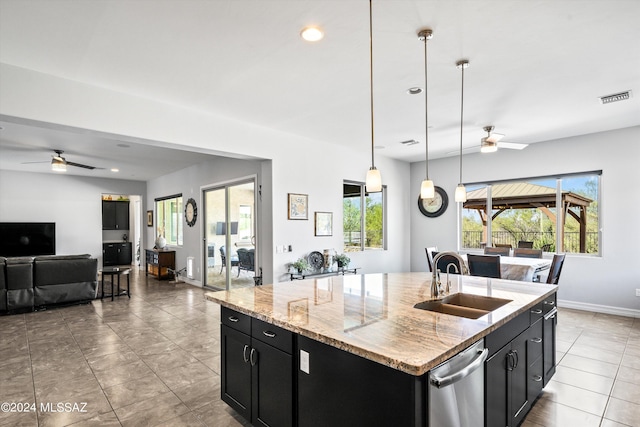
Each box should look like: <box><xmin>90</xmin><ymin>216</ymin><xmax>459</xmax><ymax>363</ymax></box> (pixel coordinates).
<box><xmin>428</xmin><ymin>339</ymin><xmax>488</xmax><ymax>427</ymax></box>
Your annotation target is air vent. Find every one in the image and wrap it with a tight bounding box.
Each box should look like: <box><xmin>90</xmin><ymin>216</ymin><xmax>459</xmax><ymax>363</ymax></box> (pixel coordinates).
<box><xmin>400</xmin><ymin>139</ymin><xmax>419</xmax><ymax>146</ymax></box>
<box><xmin>599</xmin><ymin>90</ymin><xmax>631</xmax><ymax>104</ymax></box>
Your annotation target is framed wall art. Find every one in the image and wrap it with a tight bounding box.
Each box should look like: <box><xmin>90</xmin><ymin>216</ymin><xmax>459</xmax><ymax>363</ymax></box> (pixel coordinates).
<box><xmin>314</xmin><ymin>212</ymin><xmax>333</xmax><ymax>236</ymax></box>
<box><xmin>288</xmin><ymin>193</ymin><xmax>308</xmax><ymax>220</ymax></box>
<box><xmin>147</xmin><ymin>210</ymin><xmax>153</xmax><ymax>227</ymax></box>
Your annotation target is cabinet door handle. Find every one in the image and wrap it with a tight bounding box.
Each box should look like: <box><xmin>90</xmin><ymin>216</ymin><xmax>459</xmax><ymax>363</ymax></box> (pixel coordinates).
<box><xmin>533</xmin><ymin>375</ymin><xmax>543</xmax><ymax>382</ymax></box>
<box><xmin>262</xmin><ymin>331</ymin><xmax>276</xmax><ymax>338</ymax></box>
<box><xmin>512</xmin><ymin>350</ymin><xmax>519</xmax><ymax>368</ymax></box>
<box><xmin>506</xmin><ymin>351</ymin><xmax>515</xmax><ymax>371</ymax></box>
<box><xmin>243</xmin><ymin>345</ymin><xmax>249</xmax><ymax>363</ymax></box>
<box><xmin>530</xmin><ymin>309</ymin><xmax>543</xmax><ymax>315</ymax></box>
<box><xmin>544</xmin><ymin>300</ymin><xmax>555</xmax><ymax>306</ymax></box>
<box><xmin>250</xmin><ymin>348</ymin><xmax>258</xmax><ymax>366</ymax></box>
<box><xmin>228</xmin><ymin>316</ymin><xmax>239</xmax><ymax>323</ymax></box>
<box><xmin>531</xmin><ymin>337</ymin><xmax>542</xmax><ymax>343</ymax></box>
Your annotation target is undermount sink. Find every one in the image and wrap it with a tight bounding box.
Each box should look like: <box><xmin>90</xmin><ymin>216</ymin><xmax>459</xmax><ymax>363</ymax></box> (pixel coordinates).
<box><xmin>414</xmin><ymin>293</ymin><xmax>512</xmax><ymax>319</ymax></box>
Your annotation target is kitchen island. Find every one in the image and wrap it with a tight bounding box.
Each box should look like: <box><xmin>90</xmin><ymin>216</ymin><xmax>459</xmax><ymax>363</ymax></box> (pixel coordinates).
<box><xmin>206</xmin><ymin>272</ymin><xmax>557</xmax><ymax>426</ymax></box>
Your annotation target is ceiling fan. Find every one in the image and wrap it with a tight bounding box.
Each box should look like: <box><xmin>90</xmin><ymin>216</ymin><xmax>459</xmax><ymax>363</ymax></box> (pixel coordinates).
<box><xmin>480</xmin><ymin>126</ymin><xmax>528</xmax><ymax>153</ymax></box>
<box><xmin>22</xmin><ymin>149</ymin><xmax>102</xmax><ymax>171</ymax></box>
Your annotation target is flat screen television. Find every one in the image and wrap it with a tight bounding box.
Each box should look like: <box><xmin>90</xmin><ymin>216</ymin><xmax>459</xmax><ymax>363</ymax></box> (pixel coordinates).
<box><xmin>0</xmin><ymin>222</ymin><xmax>56</xmax><ymax>257</ymax></box>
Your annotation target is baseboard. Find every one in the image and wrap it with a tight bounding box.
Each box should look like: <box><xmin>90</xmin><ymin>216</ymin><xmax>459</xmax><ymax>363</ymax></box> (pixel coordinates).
<box><xmin>558</xmin><ymin>299</ymin><xmax>640</xmax><ymax>318</ymax></box>
<box><xmin>181</xmin><ymin>277</ymin><xmax>202</xmax><ymax>288</ymax></box>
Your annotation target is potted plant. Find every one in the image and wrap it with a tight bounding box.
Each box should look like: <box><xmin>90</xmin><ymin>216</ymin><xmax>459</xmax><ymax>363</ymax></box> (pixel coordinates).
<box><xmin>291</xmin><ymin>258</ymin><xmax>310</xmax><ymax>273</ymax></box>
<box><xmin>334</xmin><ymin>253</ymin><xmax>350</xmax><ymax>269</ymax></box>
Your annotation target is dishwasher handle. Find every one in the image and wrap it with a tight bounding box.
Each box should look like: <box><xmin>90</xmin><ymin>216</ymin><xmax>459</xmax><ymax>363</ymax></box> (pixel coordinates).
<box><xmin>429</xmin><ymin>348</ymin><xmax>489</xmax><ymax>389</ymax></box>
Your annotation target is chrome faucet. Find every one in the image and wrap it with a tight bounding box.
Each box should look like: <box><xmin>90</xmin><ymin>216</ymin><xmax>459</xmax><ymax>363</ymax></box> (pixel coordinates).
<box><xmin>431</xmin><ymin>251</ymin><xmax>469</xmax><ymax>298</ymax></box>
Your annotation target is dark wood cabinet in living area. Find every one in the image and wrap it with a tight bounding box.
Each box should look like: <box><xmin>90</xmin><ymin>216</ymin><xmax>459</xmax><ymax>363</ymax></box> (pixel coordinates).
<box><xmin>145</xmin><ymin>249</ymin><xmax>175</xmax><ymax>280</ymax></box>
<box><xmin>221</xmin><ymin>307</ymin><xmax>294</xmax><ymax>427</ymax></box>
<box><xmin>102</xmin><ymin>200</ymin><xmax>130</xmax><ymax>230</ymax></box>
<box><xmin>103</xmin><ymin>242</ymin><xmax>132</xmax><ymax>266</ymax></box>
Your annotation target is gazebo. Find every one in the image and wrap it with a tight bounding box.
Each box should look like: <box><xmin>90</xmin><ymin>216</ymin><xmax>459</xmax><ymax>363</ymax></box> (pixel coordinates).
<box><xmin>463</xmin><ymin>182</ymin><xmax>593</xmax><ymax>253</ymax></box>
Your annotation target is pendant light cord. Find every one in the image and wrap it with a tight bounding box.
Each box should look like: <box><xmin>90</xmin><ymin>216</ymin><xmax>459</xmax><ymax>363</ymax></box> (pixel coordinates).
<box><xmin>459</xmin><ymin>63</ymin><xmax>465</xmax><ymax>184</ymax></box>
<box><xmin>423</xmin><ymin>34</ymin><xmax>429</xmax><ymax>180</ymax></box>
<box><xmin>369</xmin><ymin>0</ymin><xmax>375</xmax><ymax>169</ymax></box>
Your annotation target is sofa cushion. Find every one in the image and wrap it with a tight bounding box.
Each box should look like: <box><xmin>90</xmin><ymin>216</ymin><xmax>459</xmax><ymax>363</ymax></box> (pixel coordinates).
<box><xmin>6</xmin><ymin>261</ymin><xmax>34</xmax><ymax>290</ymax></box>
<box><xmin>34</xmin><ymin>258</ymin><xmax>98</xmax><ymax>286</ymax></box>
<box><xmin>34</xmin><ymin>282</ymin><xmax>97</xmax><ymax>306</ymax></box>
<box><xmin>34</xmin><ymin>254</ymin><xmax>91</xmax><ymax>261</ymax></box>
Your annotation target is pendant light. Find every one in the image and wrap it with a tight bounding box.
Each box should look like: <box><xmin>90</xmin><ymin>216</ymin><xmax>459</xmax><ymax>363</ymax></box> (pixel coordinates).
<box><xmin>365</xmin><ymin>0</ymin><xmax>382</xmax><ymax>193</ymax></box>
<box><xmin>454</xmin><ymin>60</ymin><xmax>469</xmax><ymax>203</ymax></box>
<box><xmin>418</xmin><ymin>29</ymin><xmax>434</xmax><ymax>200</ymax></box>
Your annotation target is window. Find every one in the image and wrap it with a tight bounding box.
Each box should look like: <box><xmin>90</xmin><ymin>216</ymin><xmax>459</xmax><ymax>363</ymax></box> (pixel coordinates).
<box><xmin>155</xmin><ymin>194</ymin><xmax>183</xmax><ymax>246</ymax></box>
<box><xmin>343</xmin><ymin>182</ymin><xmax>386</xmax><ymax>252</ymax></box>
<box><xmin>461</xmin><ymin>172</ymin><xmax>601</xmax><ymax>255</ymax></box>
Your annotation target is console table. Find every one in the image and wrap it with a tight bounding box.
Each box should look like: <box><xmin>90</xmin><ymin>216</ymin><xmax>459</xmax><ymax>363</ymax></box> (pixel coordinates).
<box><xmin>290</xmin><ymin>267</ymin><xmax>358</xmax><ymax>281</ymax></box>
<box><xmin>145</xmin><ymin>249</ymin><xmax>176</xmax><ymax>280</ymax></box>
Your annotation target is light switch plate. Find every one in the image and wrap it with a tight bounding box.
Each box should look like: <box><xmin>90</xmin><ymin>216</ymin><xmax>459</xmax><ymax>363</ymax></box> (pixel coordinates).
<box><xmin>300</xmin><ymin>350</ymin><xmax>310</xmax><ymax>374</ymax></box>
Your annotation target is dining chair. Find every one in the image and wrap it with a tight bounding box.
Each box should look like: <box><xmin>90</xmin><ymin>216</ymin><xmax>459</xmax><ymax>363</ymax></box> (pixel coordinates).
<box><xmin>513</xmin><ymin>248</ymin><xmax>543</xmax><ymax>258</ymax></box>
<box><xmin>484</xmin><ymin>246</ymin><xmax>510</xmax><ymax>256</ymax></box>
<box><xmin>517</xmin><ymin>241</ymin><xmax>534</xmax><ymax>249</ymax></box>
<box><xmin>425</xmin><ymin>246</ymin><xmax>438</xmax><ymax>272</ymax></box>
<box><xmin>467</xmin><ymin>254</ymin><xmax>502</xmax><ymax>279</ymax></box>
<box><xmin>546</xmin><ymin>254</ymin><xmax>566</xmax><ymax>285</ymax></box>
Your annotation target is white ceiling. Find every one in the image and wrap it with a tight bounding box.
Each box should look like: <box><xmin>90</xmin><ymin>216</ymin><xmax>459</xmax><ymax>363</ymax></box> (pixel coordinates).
<box><xmin>1</xmin><ymin>0</ymin><xmax>639</xmax><ymax>180</ymax></box>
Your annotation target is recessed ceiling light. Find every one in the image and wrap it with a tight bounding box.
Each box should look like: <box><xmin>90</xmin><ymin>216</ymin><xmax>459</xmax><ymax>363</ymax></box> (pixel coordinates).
<box><xmin>110</xmin><ymin>168</ymin><xmax>119</xmax><ymax>173</ymax></box>
<box><xmin>300</xmin><ymin>26</ymin><xmax>324</xmax><ymax>42</ymax></box>
<box><xmin>407</xmin><ymin>87</ymin><xmax>423</xmax><ymax>95</ymax></box>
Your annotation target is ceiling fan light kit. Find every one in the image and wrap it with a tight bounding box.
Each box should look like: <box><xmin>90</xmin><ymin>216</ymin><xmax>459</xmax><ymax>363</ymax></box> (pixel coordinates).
<box><xmin>51</xmin><ymin>154</ymin><xmax>67</xmax><ymax>172</ymax></box>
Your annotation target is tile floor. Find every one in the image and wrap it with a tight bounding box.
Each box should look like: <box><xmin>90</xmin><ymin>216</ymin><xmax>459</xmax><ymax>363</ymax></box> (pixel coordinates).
<box><xmin>1</xmin><ymin>269</ymin><xmax>639</xmax><ymax>426</ymax></box>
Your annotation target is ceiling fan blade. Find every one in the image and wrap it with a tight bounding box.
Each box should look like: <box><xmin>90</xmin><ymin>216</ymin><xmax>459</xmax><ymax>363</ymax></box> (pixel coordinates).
<box><xmin>66</xmin><ymin>160</ymin><xmax>102</xmax><ymax>170</ymax></box>
<box><xmin>446</xmin><ymin>146</ymin><xmax>479</xmax><ymax>156</ymax></box>
<box><xmin>486</xmin><ymin>132</ymin><xmax>505</xmax><ymax>143</ymax></box>
<box><xmin>497</xmin><ymin>141</ymin><xmax>528</xmax><ymax>150</ymax></box>
<box><xmin>21</xmin><ymin>160</ymin><xmax>50</xmax><ymax>164</ymax></box>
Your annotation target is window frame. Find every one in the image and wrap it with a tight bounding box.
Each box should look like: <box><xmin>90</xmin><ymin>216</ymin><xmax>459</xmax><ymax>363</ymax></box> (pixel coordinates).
<box><xmin>343</xmin><ymin>181</ymin><xmax>387</xmax><ymax>252</ymax></box>
<box><xmin>155</xmin><ymin>194</ymin><xmax>183</xmax><ymax>247</ymax></box>
<box><xmin>459</xmin><ymin>171</ymin><xmax>601</xmax><ymax>256</ymax></box>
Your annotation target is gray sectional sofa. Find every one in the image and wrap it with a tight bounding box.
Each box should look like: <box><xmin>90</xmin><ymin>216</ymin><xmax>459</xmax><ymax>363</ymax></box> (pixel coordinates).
<box><xmin>0</xmin><ymin>254</ymin><xmax>98</xmax><ymax>314</ymax></box>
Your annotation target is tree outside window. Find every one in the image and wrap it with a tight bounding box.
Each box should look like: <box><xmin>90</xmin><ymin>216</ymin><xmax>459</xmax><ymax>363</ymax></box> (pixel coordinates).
<box><xmin>343</xmin><ymin>182</ymin><xmax>385</xmax><ymax>252</ymax></box>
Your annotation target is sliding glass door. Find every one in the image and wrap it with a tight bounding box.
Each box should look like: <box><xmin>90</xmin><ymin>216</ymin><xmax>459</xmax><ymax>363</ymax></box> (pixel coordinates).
<box><xmin>203</xmin><ymin>179</ymin><xmax>256</xmax><ymax>290</ymax></box>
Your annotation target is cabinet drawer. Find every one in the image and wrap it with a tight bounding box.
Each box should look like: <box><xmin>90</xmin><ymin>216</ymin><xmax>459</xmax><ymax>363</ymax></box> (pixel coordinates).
<box><xmin>222</xmin><ymin>307</ymin><xmax>251</xmax><ymax>335</ymax></box>
<box><xmin>252</xmin><ymin>317</ymin><xmax>293</xmax><ymax>354</ymax></box>
<box><xmin>528</xmin><ymin>318</ymin><xmax>543</xmax><ymax>363</ymax></box>
<box><xmin>486</xmin><ymin>310</ymin><xmax>530</xmax><ymax>357</ymax></box>
<box><xmin>542</xmin><ymin>293</ymin><xmax>557</xmax><ymax>315</ymax></box>
<box><xmin>529</xmin><ymin>302</ymin><xmax>544</xmax><ymax>323</ymax></box>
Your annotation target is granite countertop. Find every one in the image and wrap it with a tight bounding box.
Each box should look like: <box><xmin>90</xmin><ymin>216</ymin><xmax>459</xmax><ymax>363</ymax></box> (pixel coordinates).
<box><xmin>205</xmin><ymin>272</ymin><xmax>557</xmax><ymax>376</ymax></box>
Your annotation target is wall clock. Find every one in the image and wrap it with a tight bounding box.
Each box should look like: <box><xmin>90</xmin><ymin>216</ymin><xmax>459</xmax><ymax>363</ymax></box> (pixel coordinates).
<box><xmin>417</xmin><ymin>186</ymin><xmax>448</xmax><ymax>218</ymax></box>
<box><xmin>185</xmin><ymin>198</ymin><xmax>197</xmax><ymax>227</ymax></box>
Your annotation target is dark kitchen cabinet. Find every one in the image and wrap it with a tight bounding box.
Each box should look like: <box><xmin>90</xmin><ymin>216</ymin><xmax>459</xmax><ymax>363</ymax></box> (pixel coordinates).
<box><xmin>485</xmin><ymin>290</ymin><xmax>557</xmax><ymax>427</ymax></box>
<box><xmin>102</xmin><ymin>200</ymin><xmax>130</xmax><ymax>230</ymax></box>
<box><xmin>103</xmin><ymin>243</ymin><xmax>132</xmax><ymax>266</ymax></box>
<box><xmin>486</xmin><ymin>329</ymin><xmax>530</xmax><ymax>427</ymax></box>
<box><xmin>543</xmin><ymin>294</ymin><xmax>558</xmax><ymax>386</ymax></box>
<box><xmin>221</xmin><ymin>307</ymin><xmax>293</xmax><ymax>427</ymax></box>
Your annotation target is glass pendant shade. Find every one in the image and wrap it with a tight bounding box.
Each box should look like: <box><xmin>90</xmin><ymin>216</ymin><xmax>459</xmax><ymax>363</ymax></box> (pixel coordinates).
<box><xmin>366</xmin><ymin>167</ymin><xmax>382</xmax><ymax>193</ymax></box>
<box><xmin>420</xmin><ymin>179</ymin><xmax>434</xmax><ymax>199</ymax></box>
<box><xmin>455</xmin><ymin>184</ymin><xmax>467</xmax><ymax>202</ymax></box>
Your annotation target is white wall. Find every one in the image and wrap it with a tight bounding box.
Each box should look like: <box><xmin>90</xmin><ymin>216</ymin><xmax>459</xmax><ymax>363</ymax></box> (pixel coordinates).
<box><xmin>1</xmin><ymin>65</ymin><xmax>411</xmax><ymax>285</ymax></box>
<box><xmin>410</xmin><ymin>126</ymin><xmax>640</xmax><ymax>316</ymax></box>
<box><xmin>0</xmin><ymin>170</ymin><xmax>146</xmax><ymax>262</ymax></box>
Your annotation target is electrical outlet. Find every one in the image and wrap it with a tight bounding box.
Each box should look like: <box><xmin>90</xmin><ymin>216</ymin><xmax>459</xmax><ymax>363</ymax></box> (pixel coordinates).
<box><xmin>636</xmin><ymin>289</ymin><xmax>640</xmax><ymax>297</ymax></box>
<box><xmin>288</xmin><ymin>245</ymin><xmax>293</xmax><ymax>252</ymax></box>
